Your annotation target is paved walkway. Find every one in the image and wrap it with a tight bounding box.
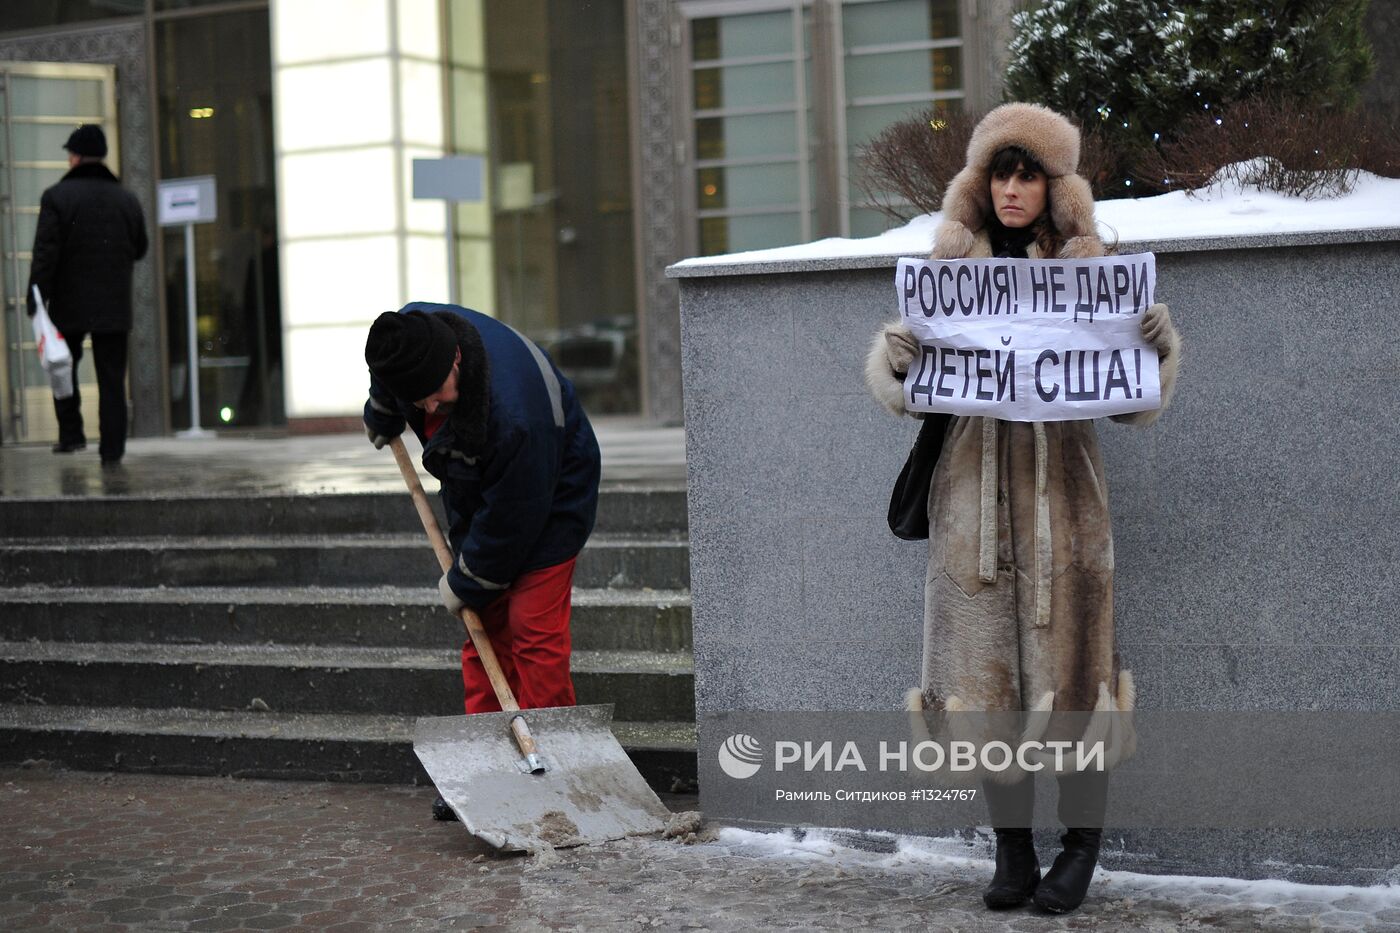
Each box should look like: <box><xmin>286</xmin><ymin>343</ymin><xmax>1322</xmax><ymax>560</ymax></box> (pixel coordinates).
<box><xmin>4</xmin><ymin>767</ymin><xmax>1398</xmax><ymax>931</ymax></box>
<box><xmin>0</xmin><ymin>418</ymin><xmax>686</xmax><ymax>499</ymax></box>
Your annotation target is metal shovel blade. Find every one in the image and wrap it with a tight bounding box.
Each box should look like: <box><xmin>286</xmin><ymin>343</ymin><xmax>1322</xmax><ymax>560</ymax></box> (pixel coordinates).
<box><xmin>413</xmin><ymin>704</ymin><xmax>670</xmax><ymax>851</ymax></box>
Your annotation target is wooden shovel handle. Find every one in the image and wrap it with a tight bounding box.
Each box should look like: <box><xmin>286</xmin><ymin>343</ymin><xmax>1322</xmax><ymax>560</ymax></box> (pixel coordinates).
<box><xmin>389</xmin><ymin>436</ymin><xmax>521</xmax><ymax>714</ymax></box>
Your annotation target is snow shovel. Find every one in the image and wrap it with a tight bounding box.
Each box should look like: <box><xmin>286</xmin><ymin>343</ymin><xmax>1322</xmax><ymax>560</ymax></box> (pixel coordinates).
<box><xmin>389</xmin><ymin>436</ymin><xmax>670</xmax><ymax>851</ymax></box>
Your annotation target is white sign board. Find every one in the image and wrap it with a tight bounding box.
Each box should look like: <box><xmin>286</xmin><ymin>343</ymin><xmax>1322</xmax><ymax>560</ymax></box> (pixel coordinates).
<box><xmin>897</xmin><ymin>253</ymin><xmax>1161</xmax><ymax>422</ymax></box>
<box><xmin>158</xmin><ymin>175</ymin><xmax>217</xmax><ymax>226</ymax></box>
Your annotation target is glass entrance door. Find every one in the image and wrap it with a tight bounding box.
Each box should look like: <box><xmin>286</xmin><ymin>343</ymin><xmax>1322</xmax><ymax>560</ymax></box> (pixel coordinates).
<box><xmin>0</xmin><ymin>61</ymin><xmax>118</xmax><ymax>445</ymax></box>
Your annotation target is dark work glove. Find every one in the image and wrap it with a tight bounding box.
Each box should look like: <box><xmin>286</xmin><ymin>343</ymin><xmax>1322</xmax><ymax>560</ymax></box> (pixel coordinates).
<box><xmin>364</xmin><ymin>423</ymin><xmax>399</xmax><ymax>450</ymax></box>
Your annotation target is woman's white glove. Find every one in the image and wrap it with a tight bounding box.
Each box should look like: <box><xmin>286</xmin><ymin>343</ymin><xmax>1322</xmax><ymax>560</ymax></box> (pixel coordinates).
<box><xmin>883</xmin><ymin>323</ymin><xmax>920</xmax><ymax>375</ymax></box>
<box><xmin>438</xmin><ymin>572</ymin><xmax>466</xmax><ymax>616</ymax></box>
<box><xmin>1140</xmin><ymin>303</ymin><xmax>1178</xmax><ymax>358</ymax></box>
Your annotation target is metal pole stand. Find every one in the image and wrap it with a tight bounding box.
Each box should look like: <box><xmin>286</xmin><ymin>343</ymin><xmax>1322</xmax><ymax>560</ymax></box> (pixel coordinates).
<box><xmin>175</xmin><ymin>221</ymin><xmax>213</xmax><ymax>439</ymax></box>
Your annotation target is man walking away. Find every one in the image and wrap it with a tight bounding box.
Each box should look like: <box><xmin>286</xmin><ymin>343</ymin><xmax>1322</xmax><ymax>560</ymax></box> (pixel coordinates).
<box><xmin>27</xmin><ymin>124</ymin><xmax>149</xmax><ymax>465</ymax></box>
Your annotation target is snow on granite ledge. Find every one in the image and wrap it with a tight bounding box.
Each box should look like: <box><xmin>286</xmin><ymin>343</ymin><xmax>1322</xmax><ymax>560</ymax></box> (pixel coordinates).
<box><xmin>669</xmin><ymin>171</ymin><xmax>1400</xmax><ymax>277</ymax></box>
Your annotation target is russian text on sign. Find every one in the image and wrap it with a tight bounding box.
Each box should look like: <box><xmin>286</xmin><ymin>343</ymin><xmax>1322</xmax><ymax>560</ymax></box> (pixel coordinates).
<box><xmin>896</xmin><ymin>254</ymin><xmax>1162</xmax><ymax>422</ymax></box>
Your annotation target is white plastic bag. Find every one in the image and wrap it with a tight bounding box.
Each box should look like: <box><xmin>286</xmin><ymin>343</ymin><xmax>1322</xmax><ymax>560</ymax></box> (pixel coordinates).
<box><xmin>30</xmin><ymin>284</ymin><xmax>74</xmax><ymax>400</ymax></box>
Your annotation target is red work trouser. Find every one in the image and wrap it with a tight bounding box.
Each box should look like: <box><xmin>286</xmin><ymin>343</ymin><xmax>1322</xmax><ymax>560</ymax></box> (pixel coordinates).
<box><xmin>461</xmin><ymin>557</ymin><xmax>577</xmax><ymax>713</ymax></box>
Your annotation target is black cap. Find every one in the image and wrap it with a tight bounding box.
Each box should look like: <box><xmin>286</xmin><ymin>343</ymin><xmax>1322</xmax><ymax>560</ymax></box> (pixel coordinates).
<box><xmin>364</xmin><ymin>310</ymin><xmax>457</xmax><ymax>402</ymax></box>
<box><xmin>63</xmin><ymin>124</ymin><xmax>107</xmax><ymax>158</ymax></box>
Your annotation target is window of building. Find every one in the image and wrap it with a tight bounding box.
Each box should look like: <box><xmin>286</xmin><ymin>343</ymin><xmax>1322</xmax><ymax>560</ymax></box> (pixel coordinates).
<box><xmin>691</xmin><ymin>7</ymin><xmax>810</xmax><ymax>257</ymax></box>
<box><xmin>446</xmin><ymin>0</ymin><xmax>640</xmax><ymax>414</ymax></box>
<box><xmin>680</xmin><ymin>0</ymin><xmax>973</xmax><ymax>256</ymax></box>
<box><xmin>841</xmin><ymin>0</ymin><xmax>964</xmax><ymax>236</ymax></box>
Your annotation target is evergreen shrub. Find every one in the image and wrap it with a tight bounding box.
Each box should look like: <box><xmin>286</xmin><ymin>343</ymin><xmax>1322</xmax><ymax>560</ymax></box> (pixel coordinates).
<box><xmin>856</xmin><ymin>2</ymin><xmax>1391</xmax><ymax>215</ymax></box>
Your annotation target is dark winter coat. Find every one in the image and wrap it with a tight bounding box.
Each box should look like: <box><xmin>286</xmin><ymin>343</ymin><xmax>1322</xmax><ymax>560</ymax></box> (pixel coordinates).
<box><xmin>364</xmin><ymin>302</ymin><xmax>601</xmax><ymax>611</ymax></box>
<box><xmin>26</xmin><ymin>161</ymin><xmax>148</xmax><ymax>333</ymax></box>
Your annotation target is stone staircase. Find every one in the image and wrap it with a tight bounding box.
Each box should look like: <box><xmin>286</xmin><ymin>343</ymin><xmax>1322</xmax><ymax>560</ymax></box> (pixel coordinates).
<box><xmin>0</xmin><ymin>486</ymin><xmax>696</xmax><ymax>790</ymax></box>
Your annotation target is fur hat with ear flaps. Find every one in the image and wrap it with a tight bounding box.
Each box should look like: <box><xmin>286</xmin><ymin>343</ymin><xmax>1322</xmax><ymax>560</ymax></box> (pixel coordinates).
<box><xmin>931</xmin><ymin>102</ymin><xmax>1104</xmax><ymax>261</ymax></box>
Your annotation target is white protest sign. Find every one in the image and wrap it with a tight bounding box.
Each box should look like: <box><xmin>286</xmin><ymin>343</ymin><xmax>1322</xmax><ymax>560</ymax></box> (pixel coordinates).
<box><xmin>896</xmin><ymin>253</ymin><xmax>1161</xmax><ymax>422</ymax></box>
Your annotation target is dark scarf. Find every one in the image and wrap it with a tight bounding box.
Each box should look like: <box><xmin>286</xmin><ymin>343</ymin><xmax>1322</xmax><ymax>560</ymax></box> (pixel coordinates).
<box><xmin>435</xmin><ymin>311</ymin><xmax>491</xmax><ymax>453</ymax></box>
<box><xmin>988</xmin><ymin>220</ymin><xmax>1037</xmax><ymax>259</ymax></box>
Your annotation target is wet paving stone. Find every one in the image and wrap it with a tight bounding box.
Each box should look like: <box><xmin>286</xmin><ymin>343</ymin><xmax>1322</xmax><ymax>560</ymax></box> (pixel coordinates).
<box><xmin>0</xmin><ymin>426</ymin><xmax>685</xmax><ymax>499</ymax></box>
<box><xmin>2</xmin><ymin>766</ymin><xmax>1399</xmax><ymax>931</ymax></box>
<box><xmin>164</xmin><ymin>904</ymin><xmax>219</xmax><ymax>922</ymax></box>
<box><xmin>109</xmin><ymin>907</ymin><xmax>163</xmax><ymax>923</ymax></box>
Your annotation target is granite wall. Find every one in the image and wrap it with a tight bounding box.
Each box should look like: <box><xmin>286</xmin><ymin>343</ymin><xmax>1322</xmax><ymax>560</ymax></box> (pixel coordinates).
<box><xmin>673</xmin><ymin>229</ymin><xmax>1400</xmax><ymax>881</ymax></box>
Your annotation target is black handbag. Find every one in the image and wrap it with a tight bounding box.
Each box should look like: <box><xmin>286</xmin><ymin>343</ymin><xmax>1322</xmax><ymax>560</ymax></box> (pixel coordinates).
<box><xmin>887</xmin><ymin>413</ymin><xmax>950</xmax><ymax>540</ymax></box>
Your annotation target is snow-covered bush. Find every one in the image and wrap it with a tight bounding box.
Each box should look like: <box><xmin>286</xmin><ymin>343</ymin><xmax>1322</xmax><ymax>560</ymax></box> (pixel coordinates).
<box><xmin>1005</xmin><ymin>0</ymin><xmax>1374</xmax><ymax>159</ymax></box>
<box><xmin>856</xmin><ymin>96</ymin><xmax>1397</xmax><ymax>217</ymax></box>
<box><xmin>1137</xmin><ymin>96</ymin><xmax>1400</xmax><ymax>199</ymax></box>
<box><xmin>856</xmin><ymin>2</ymin><xmax>1388</xmax><ymax>211</ymax></box>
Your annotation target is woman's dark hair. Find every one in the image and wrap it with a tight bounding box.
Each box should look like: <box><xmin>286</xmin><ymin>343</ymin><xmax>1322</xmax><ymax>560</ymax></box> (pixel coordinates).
<box><xmin>988</xmin><ymin>145</ymin><xmax>1046</xmax><ymax>179</ymax></box>
<box><xmin>987</xmin><ymin>145</ymin><xmax>1063</xmax><ymax>257</ymax></box>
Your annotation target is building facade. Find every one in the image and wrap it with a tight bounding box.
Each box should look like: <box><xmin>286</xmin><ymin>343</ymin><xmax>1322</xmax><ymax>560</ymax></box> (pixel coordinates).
<box><xmin>0</xmin><ymin>0</ymin><xmax>1018</xmax><ymax>442</ymax></box>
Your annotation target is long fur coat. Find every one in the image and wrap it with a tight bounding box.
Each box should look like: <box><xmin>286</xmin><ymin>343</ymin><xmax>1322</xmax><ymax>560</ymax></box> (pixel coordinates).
<box><xmin>865</xmin><ymin>104</ymin><xmax>1183</xmax><ymax>770</ymax></box>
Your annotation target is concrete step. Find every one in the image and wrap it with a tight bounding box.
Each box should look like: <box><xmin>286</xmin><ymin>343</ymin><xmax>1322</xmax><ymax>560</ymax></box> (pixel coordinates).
<box><xmin>0</xmin><ymin>704</ymin><xmax>697</xmax><ymax>791</ymax></box>
<box><xmin>0</xmin><ymin>480</ymin><xmax>696</xmax><ymax>788</ymax></box>
<box><xmin>0</xmin><ymin>586</ymin><xmax>693</xmax><ymax>653</ymax></box>
<box><xmin>0</xmin><ymin>642</ymin><xmax>696</xmax><ymax>723</ymax></box>
<box><xmin>0</xmin><ymin>485</ymin><xmax>688</xmax><ymax>538</ymax></box>
<box><xmin>0</xmin><ymin>533</ymin><xmax>691</xmax><ymax>590</ymax></box>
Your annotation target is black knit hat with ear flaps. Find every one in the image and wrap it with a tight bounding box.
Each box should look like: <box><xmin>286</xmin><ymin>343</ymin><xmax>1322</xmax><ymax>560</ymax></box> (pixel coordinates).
<box><xmin>364</xmin><ymin>310</ymin><xmax>457</xmax><ymax>402</ymax></box>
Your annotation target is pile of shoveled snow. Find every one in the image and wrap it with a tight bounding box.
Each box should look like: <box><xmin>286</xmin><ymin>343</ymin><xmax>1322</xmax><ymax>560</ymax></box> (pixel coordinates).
<box><xmin>717</xmin><ymin>826</ymin><xmax>1400</xmax><ymax>912</ymax></box>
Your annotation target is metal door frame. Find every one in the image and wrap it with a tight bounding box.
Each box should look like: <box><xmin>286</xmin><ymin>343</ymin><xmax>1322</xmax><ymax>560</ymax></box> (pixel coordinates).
<box><xmin>0</xmin><ymin>60</ymin><xmax>118</xmax><ymax>443</ymax></box>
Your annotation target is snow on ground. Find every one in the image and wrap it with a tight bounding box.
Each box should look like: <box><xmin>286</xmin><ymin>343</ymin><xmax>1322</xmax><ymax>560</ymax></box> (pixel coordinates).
<box><xmin>672</xmin><ymin>169</ymin><xmax>1400</xmax><ymax>268</ymax></box>
<box><xmin>718</xmin><ymin>826</ymin><xmax>1400</xmax><ymax>910</ymax></box>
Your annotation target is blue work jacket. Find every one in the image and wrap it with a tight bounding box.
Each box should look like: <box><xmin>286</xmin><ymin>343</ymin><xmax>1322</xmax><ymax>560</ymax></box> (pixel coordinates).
<box><xmin>364</xmin><ymin>302</ymin><xmax>600</xmax><ymax>609</ymax></box>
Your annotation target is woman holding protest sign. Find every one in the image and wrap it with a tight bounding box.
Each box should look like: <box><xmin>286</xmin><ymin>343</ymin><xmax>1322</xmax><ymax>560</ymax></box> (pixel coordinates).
<box><xmin>864</xmin><ymin>103</ymin><xmax>1182</xmax><ymax>915</ymax></box>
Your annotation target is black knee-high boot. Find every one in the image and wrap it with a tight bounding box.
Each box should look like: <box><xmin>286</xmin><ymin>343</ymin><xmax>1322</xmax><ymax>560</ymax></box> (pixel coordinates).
<box><xmin>980</xmin><ymin>776</ymin><xmax>1039</xmax><ymax>909</ymax></box>
<box><xmin>1034</xmin><ymin>769</ymin><xmax>1109</xmax><ymax>913</ymax></box>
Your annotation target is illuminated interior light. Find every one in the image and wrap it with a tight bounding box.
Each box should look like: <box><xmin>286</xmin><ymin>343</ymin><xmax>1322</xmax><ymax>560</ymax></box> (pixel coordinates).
<box><xmin>273</xmin><ymin>0</ymin><xmax>453</xmax><ymax>420</ymax></box>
